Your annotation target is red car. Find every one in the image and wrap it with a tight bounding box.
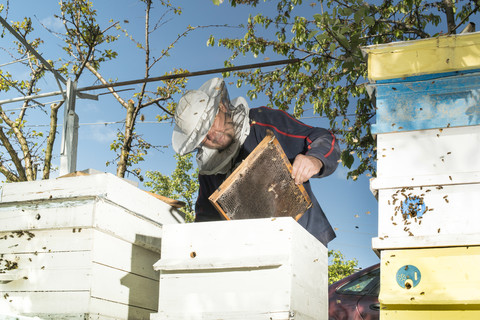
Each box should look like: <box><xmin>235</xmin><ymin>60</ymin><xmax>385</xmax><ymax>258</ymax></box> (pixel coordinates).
<box><xmin>328</xmin><ymin>263</ymin><xmax>380</xmax><ymax>320</ymax></box>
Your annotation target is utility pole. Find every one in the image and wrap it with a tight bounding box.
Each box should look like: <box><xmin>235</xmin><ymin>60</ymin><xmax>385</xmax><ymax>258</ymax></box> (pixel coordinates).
<box><xmin>59</xmin><ymin>79</ymin><xmax>79</xmax><ymax>176</ymax></box>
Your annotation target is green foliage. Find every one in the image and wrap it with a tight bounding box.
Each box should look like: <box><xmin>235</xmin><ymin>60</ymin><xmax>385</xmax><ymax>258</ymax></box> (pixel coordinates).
<box><xmin>107</xmin><ymin>129</ymin><xmax>152</xmax><ymax>181</ymax></box>
<box><xmin>212</xmin><ymin>0</ymin><xmax>479</xmax><ymax>179</ymax></box>
<box><xmin>58</xmin><ymin>0</ymin><xmax>120</xmax><ymax>76</ymax></box>
<box><xmin>328</xmin><ymin>249</ymin><xmax>358</xmax><ymax>284</ymax></box>
<box><xmin>0</xmin><ymin>0</ymin><xmax>190</xmax><ymax>182</ymax></box>
<box><xmin>144</xmin><ymin>153</ymin><xmax>199</xmax><ymax>222</ymax></box>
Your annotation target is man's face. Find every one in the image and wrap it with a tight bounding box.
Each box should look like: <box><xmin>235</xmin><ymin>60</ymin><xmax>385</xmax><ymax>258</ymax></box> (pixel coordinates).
<box><xmin>201</xmin><ymin>103</ymin><xmax>235</xmax><ymax>151</ymax></box>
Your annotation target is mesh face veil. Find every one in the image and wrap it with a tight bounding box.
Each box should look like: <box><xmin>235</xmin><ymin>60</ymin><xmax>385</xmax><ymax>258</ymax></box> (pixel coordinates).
<box><xmin>196</xmin><ymin>90</ymin><xmax>250</xmax><ymax>175</ymax></box>
<box><xmin>172</xmin><ymin>78</ymin><xmax>250</xmax><ymax>175</ymax></box>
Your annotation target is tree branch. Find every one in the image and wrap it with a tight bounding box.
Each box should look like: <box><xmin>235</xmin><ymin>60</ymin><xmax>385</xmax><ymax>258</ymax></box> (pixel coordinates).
<box><xmin>85</xmin><ymin>61</ymin><xmax>128</xmax><ymax>108</ymax></box>
<box><xmin>154</xmin><ymin>101</ymin><xmax>173</xmax><ymax>116</ymax></box>
<box><xmin>42</xmin><ymin>101</ymin><xmax>62</xmax><ymax>179</ymax></box>
<box><xmin>0</xmin><ymin>161</ymin><xmax>20</xmax><ymax>182</ymax></box>
<box><xmin>0</xmin><ymin>126</ymin><xmax>26</xmax><ymax>181</ymax></box>
<box><xmin>442</xmin><ymin>0</ymin><xmax>456</xmax><ymax>34</ymax></box>
<box><xmin>0</xmin><ymin>108</ymin><xmax>34</xmax><ymax>180</ymax></box>
<box><xmin>141</xmin><ymin>95</ymin><xmax>171</xmax><ymax>108</ymax></box>
<box><xmin>448</xmin><ymin>4</ymin><xmax>479</xmax><ymax>34</ymax></box>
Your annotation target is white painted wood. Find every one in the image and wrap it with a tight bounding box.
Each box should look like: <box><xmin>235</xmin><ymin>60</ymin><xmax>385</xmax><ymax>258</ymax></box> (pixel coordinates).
<box><xmin>0</xmin><ymin>291</ymin><xmax>91</xmax><ymax>315</ymax></box>
<box><xmin>0</xmin><ymin>174</ymin><xmax>182</xmax><ymax>319</ymax></box>
<box><xmin>290</xmin><ymin>221</ymin><xmax>328</xmax><ymax>318</ymax></box>
<box><xmin>375</xmin><ymin>183</ymin><xmax>480</xmax><ymax>240</ymax></box>
<box><xmin>0</xmin><ymin>292</ymin><xmax>156</xmax><ymax>320</ymax></box>
<box><xmin>0</xmin><ymin>229</ymin><xmax>94</xmax><ymax>254</ymax></box>
<box><xmin>0</xmin><ymin>231</ymin><xmax>160</xmax><ymax>309</ymax></box>
<box><xmin>0</xmin><ymin>251</ymin><xmax>92</xmax><ymax>291</ymax></box>
<box><xmin>370</xmin><ymin>171</ymin><xmax>480</xmax><ymax>190</ymax></box>
<box><xmin>372</xmin><ymin>233</ymin><xmax>480</xmax><ymax>253</ymax></box>
<box><xmin>92</xmin><ymin>199</ymin><xmax>164</xmax><ymax>250</ymax></box>
<box><xmin>90</xmin><ymin>262</ymin><xmax>159</xmax><ymax>311</ymax></box>
<box><xmin>0</xmin><ymin>173</ymin><xmax>184</xmax><ymax>226</ymax></box>
<box><xmin>92</xmin><ymin>230</ymin><xmax>160</xmax><ymax>280</ymax></box>
<box><xmin>0</xmin><ymin>198</ymin><xmax>96</xmax><ymax>232</ymax></box>
<box><xmin>155</xmin><ymin>254</ymin><xmax>288</xmax><ymax>271</ymax></box>
<box><xmin>0</xmin><ymin>198</ymin><xmax>164</xmax><ymax>252</ymax></box>
<box><xmin>153</xmin><ymin>218</ymin><xmax>327</xmax><ymax>320</ymax></box>
<box><xmin>89</xmin><ymin>297</ymin><xmax>158</xmax><ymax>320</ymax></box>
<box><xmin>151</xmin><ymin>310</ymin><xmax>297</xmax><ymax>320</ymax></box>
<box><xmin>376</xmin><ymin>125</ymin><xmax>480</xmax><ymax>179</ymax></box>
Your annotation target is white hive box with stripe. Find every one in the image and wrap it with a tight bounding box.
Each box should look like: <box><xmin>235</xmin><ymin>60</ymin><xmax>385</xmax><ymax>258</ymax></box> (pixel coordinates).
<box><xmin>151</xmin><ymin>217</ymin><xmax>328</xmax><ymax>320</ymax></box>
<box><xmin>0</xmin><ymin>172</ymin><xmax>184</xmax><ymax>320</ymax></box>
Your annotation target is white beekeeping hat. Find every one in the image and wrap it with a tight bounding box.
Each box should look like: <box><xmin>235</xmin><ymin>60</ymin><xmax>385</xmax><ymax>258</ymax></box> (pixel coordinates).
<box><xmin>172</xmin><ymin>78</ymin><xmax>226</xmax><ymax>155</ymax></box>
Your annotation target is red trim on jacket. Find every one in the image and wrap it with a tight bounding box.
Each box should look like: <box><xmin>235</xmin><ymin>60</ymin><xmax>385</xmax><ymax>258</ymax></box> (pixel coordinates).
<box><xmin>259</xmin><ymin>106</ymin><xmax>313</xmax><ymax>128</ymax></box>
<box><xmin>252</xmin><ymin>121</ymin><xmax>313</xmax><ymax>143</ymax></box>
<box><xmin>324</xmin><ymin>131</ymin><xmax>336</xmax><ymax>158</ymax></box>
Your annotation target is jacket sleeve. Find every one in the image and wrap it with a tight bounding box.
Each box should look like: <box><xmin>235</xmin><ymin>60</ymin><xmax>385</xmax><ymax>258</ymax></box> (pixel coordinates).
<box><xmin>252</xmin><ymin>107</ymin><xmax>340</xmax><ymax>179</ymax></box>
<box><xmin>305</xmin><ymin>127</ymin><xmax>341</xmax><ymax>178</ymax></box>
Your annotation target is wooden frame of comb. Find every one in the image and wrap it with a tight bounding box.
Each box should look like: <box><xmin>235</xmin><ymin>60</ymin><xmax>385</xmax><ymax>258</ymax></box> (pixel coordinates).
<box><xmin>209</xmin><ymin>130</ymin><xmax>312</xmax><ymax>221</ymax></box>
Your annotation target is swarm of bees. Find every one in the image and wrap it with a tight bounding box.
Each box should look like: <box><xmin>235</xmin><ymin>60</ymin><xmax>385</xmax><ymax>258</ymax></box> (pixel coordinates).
<box><xmin>0</xmin><ymin>230</ymin><xmax>40</xmax><ymax>284</ymax></box>
<box><xmin>386</xmin><ymin>184</ymin><xmax>449</xmax><ymax>237</ymax></box>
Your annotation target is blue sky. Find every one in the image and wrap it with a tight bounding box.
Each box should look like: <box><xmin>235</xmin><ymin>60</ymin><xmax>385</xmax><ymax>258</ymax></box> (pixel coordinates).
<box><xmin>1</xmin><ymin>0</ymin><xmax>380</xmax><ymax>268</ymax></box>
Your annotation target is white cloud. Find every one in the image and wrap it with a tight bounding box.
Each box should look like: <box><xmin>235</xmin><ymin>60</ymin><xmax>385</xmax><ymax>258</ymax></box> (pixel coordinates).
<box><xmin>82</xmin><ymin>122</ymin><xmax>118</xmax><ymax>143</ymax></box>
<box><xmin>40</xmin><ymin>16</ymin><xmax>64</xmax><ymax>33</ymax></box>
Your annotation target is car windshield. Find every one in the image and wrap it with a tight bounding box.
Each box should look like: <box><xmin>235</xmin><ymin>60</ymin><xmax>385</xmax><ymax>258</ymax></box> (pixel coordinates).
<box><xmin>336</xmin><ymin>268</ymin><xmax>380</xmax><ymax>296</ymax></box>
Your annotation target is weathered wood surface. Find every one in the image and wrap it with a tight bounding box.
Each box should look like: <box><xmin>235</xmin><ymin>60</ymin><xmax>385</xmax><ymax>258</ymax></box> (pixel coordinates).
<box><xmin>0</xmin><ymin>173</ymin><xmax>182</xmax><ymax>319</ymax></box>
<box><xmin>362</xmin><ymin>31</ymin><xmax>480</xmax><ymax>81</ymax></box>
<box><xmin>372</xmin><ymin>74</ymin><xmax>480</xmax><ymax>134</ymax></box>
<box><xmin>0</xmin><ymin>172</ymin><xmax>184</xmax><ymax>225</ymax></box>
<box><xmin>0</xmin><ymin>197</ymin><xmax>164</xmax><ymax>252</ymax></box>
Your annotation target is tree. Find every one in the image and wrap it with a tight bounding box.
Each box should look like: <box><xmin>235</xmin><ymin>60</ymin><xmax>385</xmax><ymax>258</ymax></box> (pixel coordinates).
<box><xmin>328</xmin><ymin>249</ymin><xmax>358</xmax><ymax>284</ymax></box>
<box><xmin>144</xmin><ymin>153</ymin><xmax>199</xmax><ymax>221</ymax></box>
<box><xmin>0</xmin><ymin>12</ymin><xmax>66</xmax><ymax>181</ymax></box>
<box><xmin>210</xmin><ymin>0</ymin><xmax>479</xmax><ymax>179</ymax></box>
<box><xmin>54</xmin><ymin>0</ymin><xmax>189</xmax><ymax>181</ymax></box>
<box><xmin>0</xmin><ymin>1</ymin><xmax>199</xmax><ymax>182</ymax></box>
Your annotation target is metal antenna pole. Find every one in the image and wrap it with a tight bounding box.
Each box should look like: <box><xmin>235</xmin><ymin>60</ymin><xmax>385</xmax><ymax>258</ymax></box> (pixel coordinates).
<box><xmin>59</xmin><ymin>79</ymin><xmax>79</xmax><ymax>175</ymax></box>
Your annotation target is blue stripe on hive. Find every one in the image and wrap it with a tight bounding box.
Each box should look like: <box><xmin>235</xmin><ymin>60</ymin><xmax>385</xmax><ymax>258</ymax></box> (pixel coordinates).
<box><xmin>371</xmin><ymin>70</ymin><xmax>480</xmax><ymax>134</ymax></box>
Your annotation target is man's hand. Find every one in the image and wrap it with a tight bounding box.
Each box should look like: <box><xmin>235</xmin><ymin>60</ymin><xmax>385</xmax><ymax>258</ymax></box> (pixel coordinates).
<box><xmin>291</xmin><ymin>154</ymin><xmax>323</xmax><ymax>185</ymax></box>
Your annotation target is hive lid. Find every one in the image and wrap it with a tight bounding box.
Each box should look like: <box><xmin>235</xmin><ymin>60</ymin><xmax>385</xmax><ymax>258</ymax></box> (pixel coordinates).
<box><xmin>209</xmin><ymin>131</ymin><xmax>312</xmax><ymax>221</ymax></box>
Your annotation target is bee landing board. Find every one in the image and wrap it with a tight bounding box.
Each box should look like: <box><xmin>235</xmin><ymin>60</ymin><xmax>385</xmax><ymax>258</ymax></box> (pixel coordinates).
<box><xmin>209</xmin><ymin>134</ymin><xmax>311</xmax><ymax>221</ymax></box>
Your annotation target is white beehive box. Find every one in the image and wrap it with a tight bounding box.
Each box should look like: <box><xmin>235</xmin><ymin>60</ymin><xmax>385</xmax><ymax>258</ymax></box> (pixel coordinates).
<box><xmin>151</xmin><ymin>217</ymin><xmax>328</xmax><ymax>320</ymax></box>
<box><xmin>371</xmin><ymin>124</ymin><xmax>480</xmax><ymax>250</ymax></box>
<box><xmin>0</xmin><ymin>172</ymin><xmax>184</xmax><ymax>320</ymax></box>
<box><xmin>375</xmin><ymin>125</ymin><xmax>480</xmax><ymax>180</ymax></box>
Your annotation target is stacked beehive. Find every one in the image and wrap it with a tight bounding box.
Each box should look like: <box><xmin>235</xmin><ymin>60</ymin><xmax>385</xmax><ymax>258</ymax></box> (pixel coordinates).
<box><xmin>363</xmin><ymin>32</ymin><xmax>480</xmax><ymax>319</ymax></box>
<box><xmin>0</xmin><ymin>172</ymin><xmax>183</xmax><ymax>320</ymax></box>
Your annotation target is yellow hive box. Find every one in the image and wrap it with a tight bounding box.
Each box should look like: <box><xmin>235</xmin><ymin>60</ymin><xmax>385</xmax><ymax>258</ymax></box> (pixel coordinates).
<box><xmin>379</xmin><ymin>246</ymin><xmax>480</xmax><ymax>320</ymax></box>
<box><xmin>362</xmin><ymin>31</ymin><xmax>480</xmax><ymax>81</ymax></box>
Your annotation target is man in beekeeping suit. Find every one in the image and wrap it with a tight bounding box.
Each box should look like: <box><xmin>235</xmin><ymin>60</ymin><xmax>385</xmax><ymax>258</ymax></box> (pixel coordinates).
<box><xmin>172</xmin><ymin>77</ymin><xmax>340</xmax><ymax>246</ymax></box>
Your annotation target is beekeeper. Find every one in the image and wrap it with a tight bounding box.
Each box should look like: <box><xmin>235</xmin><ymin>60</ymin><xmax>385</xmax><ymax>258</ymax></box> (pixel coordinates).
<box><xmin>172</xmin><ymin>78</ymin><xmax>340</xmax><ymax>246</ymax></box>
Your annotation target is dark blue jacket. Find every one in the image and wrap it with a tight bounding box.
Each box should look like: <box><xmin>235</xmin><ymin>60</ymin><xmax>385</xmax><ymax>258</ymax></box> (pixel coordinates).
<box><xmin>195</xmin><ymin>107</ymin><xmax>340</xmax><ymax>246</ymax></box>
